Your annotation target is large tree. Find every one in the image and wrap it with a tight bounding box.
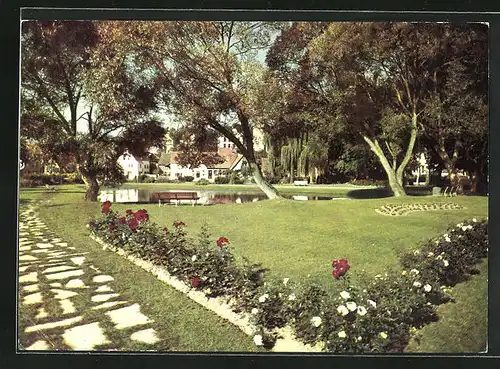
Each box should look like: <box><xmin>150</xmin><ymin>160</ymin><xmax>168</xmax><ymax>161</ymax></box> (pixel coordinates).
<box><xmin>21</xmin><ymin>21</ymin><xmax>165</xmax><ymax>200</ymax></box>
<box><xmin>96</xmin><ymin>21</ymin><xmax>284</xmax><ymax>199</ymax></box>
<box><xmin>269</xmin><ymin>22</ymin><xmax>487</xmax><ymax>196</ymax></box>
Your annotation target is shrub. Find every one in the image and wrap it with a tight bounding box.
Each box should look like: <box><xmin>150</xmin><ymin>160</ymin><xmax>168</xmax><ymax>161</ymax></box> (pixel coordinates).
<box><xmin>156</xmin><ymin>176</ymin><xmax>176</xmax><ymax>183</ymax></box>
<box><xmin>196</xmin><ymin>179</ymin><xmax>210</xmax><ymax>186</ymax></box>
<box><xmin>400</xmin><ymin>218</ymin><xmax>488</xmax><ymax>287</ymax></box>
<box><xmin>183</xmin><ymin>176</ymin><xmax>195</xmax><ymax>182</ymax></box>
<box><xmin>214</xmin><ymin>176</ymin><xmax>230</xmax><ymax>184</ymax></box>
<box><xmin>264</xmin><ymin>175</ymin><xmax>283</xmax><ymax>184</ymax></box>
<box><xmin>143</xmin><ymin>176</ymin><xmax>156</xmax><ymax>183</ymax></box>
<box><xmin>350</xmin><ymin>179</ymin><xmax>387</xmax><ymax>187</ymax></box>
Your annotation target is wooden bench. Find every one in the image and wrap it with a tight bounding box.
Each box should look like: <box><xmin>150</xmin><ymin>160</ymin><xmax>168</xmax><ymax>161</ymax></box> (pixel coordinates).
<box><xmin>152</xmin><ymin>192</ymin><xmax>200</xmax><ymax>206</ymax></box>
<box><xmin>293</xmin><ymin>180</ymin><xmax>308</xmax><ymax>186</ymax></box>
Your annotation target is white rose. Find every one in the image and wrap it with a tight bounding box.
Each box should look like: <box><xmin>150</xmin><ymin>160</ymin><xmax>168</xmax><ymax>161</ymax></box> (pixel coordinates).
<box><xmin>253</xmin><ymin>335</ymin><xmax>263</xmax><ymax>346</ymax></box>
<box><xmin>205</xmin><ymin>252</ymin><xmax>210</xmax><ymax>257</ymax></box>
<box><xmin>338</xmin><ymin>331</ymin><xmax>346</xmax><ymax>339</ymax></box>
<box><xmin>356</xmin><ymin>336</ymin><xmax>362</xmax><ymax>342</ymax></box>
<box><xmin>258</xmin><ymin>294</ymin><xmax>269</xmax><ymax>303</ymax></box>
<box><xmin>413</xmin><ymin>250</ymin><xmax>421</xmax><ymax>255</ymax></box>
<box><xmin>467</xmin><ymin>225</ymin><xmax>473</xmax><ymax>230</ymax></box>
<box><xmin>445</xmin><ymin>236</ymin><xmax>451</xmax><ymax>242</ymax></box>
<box><xmin>379</xmin><ymin>332</ymin><xmax>388</xmax><ymax>339</ymax></box>
<box><xmin>443</xmin><ymin>259</ymin><xmax>449</xmax><ymax>267</ymax></box>
<box><xmin>436</xmin><ymin>255</ymin><xmax>443</xmax><ymax>260</ymax></box>
<box><xmin>462</xmin><ymin>226</ymin><xmax>468</xmax><ymax>232</ymax></box>
<box><xmin>410</xmin><ymin>269</ymin><xmax>419</xmax><ymax>275</ymax></box>
<box><xmin>357</xmin><ymin>306</ymin><xmax>367</xmax><ymax>316</ymax></box>
<box><xmin>424</xmin><ymin>284</ymin><xmax>432</xmax><ymax>292</ymax></box>
<box><xmin>427</xmin><ymin>252</ymin><xmax>434</xmax><ymax>257</ymax></box>
<box><xmin>251</xmin><ymin>308</ymin><xmax>258</xmax><ymax>314</ymax></box>
<box><xmin>337</xmin><ymin>305</ymin><xmax>349</xmax><ymax>316</ymax></box>
<box><xmin>191</xmin><ymin>255</ymin><xmax>197</xmax><ymax>262</ymax></box>
<box><xmin>310</xmin><ymin>316</ymin><xmax>322</xmax><ymax>327</ymax></box>
<box><xmin>401</xmin><ymin>270</ymin><xmax>407</xmax><ymax>276</ymax></box>
<box><xmin>346</xmin><ymin>301</ymin><xmax>357</xmax><ymax>311</ymax></box>
<box><xmin>367</xmin><ymin>299</ymin><xmax>377</xmax><ymax>308</ymax></box>
<box><xmin>413</xmin><ymin>281</ymin><xmax>422</xmax><ymax>288</ymax></box>
<box><xmin>288</xmin><ymin>294</ymin><xmax>296</xmax><ymax>301</ymax></box>
<box><xmin>472</xmin><ymin>218</ymin><xmax>477</xmax><ymax>222</ymax></box>
<box><xmin>340</xmin><ymin>291</ymin><xmax>351</xmax><ymax>299</ymax></box>
<box><xmin>283</xmin><ymin>278</ymin><xmax>289</xmax><ymax>285</ymax></box>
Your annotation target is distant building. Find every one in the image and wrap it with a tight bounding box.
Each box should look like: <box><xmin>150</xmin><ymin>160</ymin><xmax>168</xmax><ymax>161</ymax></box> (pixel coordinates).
<box><xmin>157</xmin><ymin>147</ymin><xmax>245</xmax><ymax>183</ymax></box>
<box><xmin>117</xmin><ymin>150</ymin><xmax>150</xmax><ymax>180</ymax></box>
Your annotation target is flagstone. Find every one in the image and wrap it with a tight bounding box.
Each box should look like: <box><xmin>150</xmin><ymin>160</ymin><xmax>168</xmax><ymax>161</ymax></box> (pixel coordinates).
<box><xmin>50</xmin><ymin>282</ymin><xmax>63</xmax><ymax>288</ymax></box>
<box><xmin>56</xmin><ymin>242</ymin><xmax>68</xmax><ymax>247</ymax></box>
<box><xmin>59</xmin><ymin>299</ymin><xmax>76</xmax><ymax>314</ymax></box>
<box><xmin>105</xmin><ymin>304</ymin><xmax>152</xmax><ymax>329</ymax></box>
<box><xmin>25</xmin><ymin>340</ymin><xmax>50</xmax><ymax>350</ymax></box>
<box><xmin>19</xmin><ymin>272</ymin><xmax>38</xmax><ymax>283</ymax></box>
<box><xmin>19</xmin><ymin>255</ymin><xmax>38</xmax><ymax>261</ymax></box>
<box><xmin>91</xmin><ymin>293</ymin><xmax>119</xmax><ymax>303</ymax></box>
<box><xmin>19</xmin><ymin>266</ymin><xmax>29</xmax><ymax>272</ymax></box>
<box><xmin>23</xmin><ymin>284</ymin><xmax>39</xmax><ymax>293</ymax></box>
<box><xmin>19</xmin><ymin>246</ymin><xmax>32</xmax><ymax>252</ymax></box>
<box><xmin>95</xmin><ymin>285</ymin><xmax>113</xmax><ymax>293</ymax></box>
<box><xmin>23</xmin><ymin>292</ymin><xmax>43</xmax><ymax>305</ymax></box>
<box><xmin>51</xmin><ymin>289</ymin><xmax>79</xmax><ymax>300</ymax></box>
<box><xmin>92</xmin><ymin>301</ymin><xmax>128</xmax><ymax>310</ymax></box>
<box><xmin>62</xmin><ymin>322</ymin><xmax>110</xmax><ymax>350</ymax></box>
<box><xmin>65</xmin><ymin>279</ymin><xmax>87</xmax><ymax>288</ymax></box>
<box><xmin>43</xmin><ymin>265</ymin><xmax>78</xmax><ymax>274</ymax></box>
<box><xmin>130</xmin><ymin>328</ymin><xmax>160</xmax><ymax>344</ymax></box>
<box><xmin>25</xmin><ymin>316</ymin><xmax>83</xmax><ymax>332</ymax></box>
<box><xmin>70</xmin><ymin>257</ymin><xmax>86</xmax><ymax>266</ymax></box>
<box><xmin>45</xmin><ymin>269</ymin><xmax>84</xmax><ymax>280</ymax></box>
<box><xmin>36</xmin><ymin>243</ymin><xmax>54</xmax><ymax>249</ymax></box>
<box><xmin>93</xmin><ymin>275</ymin><xmax>114</xmax><ymax>283</ymax></box>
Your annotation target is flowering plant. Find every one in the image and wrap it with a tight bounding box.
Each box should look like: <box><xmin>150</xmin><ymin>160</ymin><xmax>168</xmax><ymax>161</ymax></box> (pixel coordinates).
<box><xmin>332</xmin><ymin>258</ymin><xmax>350</xmax><ymax>280</ymax></box>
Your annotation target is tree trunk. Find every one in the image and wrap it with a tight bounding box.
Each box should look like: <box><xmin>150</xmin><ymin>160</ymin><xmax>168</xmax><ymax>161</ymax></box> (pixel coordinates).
<box><xmin>249</xmin><ymin>161</ymin><xmax>282</xmax><ymax>199</ymax></box>
<box><xmin>79</xmin><ymin>168</ymin><xmax>99</xmax><ymax>202</ymax></box>
<box><xmin>363</xmin><ymin>136</ymin><xmax>407</xmax><ymax>197</ymax></box>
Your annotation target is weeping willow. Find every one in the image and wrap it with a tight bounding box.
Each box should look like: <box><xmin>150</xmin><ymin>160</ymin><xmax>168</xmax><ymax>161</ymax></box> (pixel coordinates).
<box><xmin>281</xmin><ymin>135</ymin><xmax>310</xmax><ymax>182</ymax></box>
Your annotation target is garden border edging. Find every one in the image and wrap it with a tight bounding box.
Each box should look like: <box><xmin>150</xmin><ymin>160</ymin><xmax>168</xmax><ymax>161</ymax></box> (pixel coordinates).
<box><xmin>89</xmin><ymin>234</ymin><xmax>322</xmax><ymax>352</ymax></box>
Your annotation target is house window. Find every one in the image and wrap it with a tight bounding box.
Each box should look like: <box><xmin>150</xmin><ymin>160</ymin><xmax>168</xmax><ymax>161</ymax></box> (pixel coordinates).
<box><xmin>223</xmin><ymin>143</ymin><xmax>226</xmax><ymax>148</ymax></box>
<box><xmin>196</xmin><ymin>172</ymin><xmax>200</xmax><ymax>178</ymax></box>
<box><xmin>208</xmin><ymin>170</ymin><xmax>213</xmax><ymax>179</ymax></box>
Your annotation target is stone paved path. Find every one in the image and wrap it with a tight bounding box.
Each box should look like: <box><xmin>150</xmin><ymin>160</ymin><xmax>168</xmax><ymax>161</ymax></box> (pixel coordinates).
<box><xmin>18</xmin><ymin>206</ymin><xmax>162</xmax><ymax>351</ymax></box>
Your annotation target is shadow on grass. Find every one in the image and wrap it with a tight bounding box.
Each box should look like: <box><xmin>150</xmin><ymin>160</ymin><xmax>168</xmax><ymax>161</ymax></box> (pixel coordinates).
<box><xmin>347</xmin><ymin>188</ymin><xmax>393</xmax><ymax>199</ymax></box>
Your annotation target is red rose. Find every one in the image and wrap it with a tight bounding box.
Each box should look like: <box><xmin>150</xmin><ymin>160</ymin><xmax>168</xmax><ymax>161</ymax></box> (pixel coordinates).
<box><xmin>173</xmin><ymin>221</ymin><xmax>186</xmax><ymax>228</ymax></box>
<box><xmin>190</xmin><ymin>277</ymin><xmax>200</xmax><ymax>288</ymax></box>
<box><xmin>109</xmin><ymin>223</ymin><xmax>116</xmax><ymax>232</ymax></box>
<box><xmin>128</xmin><ymin>217</ymin><xmax>138</xmax><ymax>232</ymax></box>
<box><xmin>126</xmin><ymin>209</ymin><xmax>133</xmax><ymax>216</ymax></box>
<box><xmin>217</xmin><ymin>236</ymin><xmax>229</xmax><ymax>248</ymax></box>
<box><xmin>332</xmin><ymin>258</ymin><xmax>350</xmax><ymax>279</ymax></box>
<box><xmin>119</xmin><ymin>217</ymin><xmax>126</xmax><ymax>224</ymax></box>
<box><xmin>101</xmin><ymin>201</ymin><xmax>112</xmax><ymax>214</ymax></box>
<box><xmin>134</xmin><ymin>209</ymin><xmax>149</xmax><ymax>223</ymax></box>
<box><xmin>163</xmin><ymin>226</ymin><xmax>169</xmax><ymax>233</ymax></box>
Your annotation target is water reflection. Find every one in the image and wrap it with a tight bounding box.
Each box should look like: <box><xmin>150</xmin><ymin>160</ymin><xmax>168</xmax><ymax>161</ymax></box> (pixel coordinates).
<box><xmin>98</xmin><ymin>188</ymin><xmax>339</xmax><ymax>204</ymax></box>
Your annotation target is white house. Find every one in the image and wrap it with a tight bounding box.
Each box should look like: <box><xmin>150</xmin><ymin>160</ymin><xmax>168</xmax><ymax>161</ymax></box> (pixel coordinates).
<box><xmin>158</xmin><ymin>147</ymin><xmax>245</xmax><ymax>183</ymax></box>
<box><xmin>117</xmin><ymin>151</ymin><xmax>150</xmax><ymax>180</ymax></box>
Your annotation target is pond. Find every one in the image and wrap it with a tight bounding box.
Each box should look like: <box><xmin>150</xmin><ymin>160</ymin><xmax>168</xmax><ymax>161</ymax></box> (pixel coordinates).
<box><xmin>98</xmin><ymin>188</ymin><xmax>345</xmax><ymax>205</ymax></box>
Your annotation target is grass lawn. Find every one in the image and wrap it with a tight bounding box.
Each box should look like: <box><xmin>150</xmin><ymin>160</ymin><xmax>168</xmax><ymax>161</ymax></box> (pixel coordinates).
<box><xmin>19</xmin><ymin>184</ymin><xmax>488</xmax><ymax>352</ymax></box>
<box><xmin>405</xmin><ymin>260</ymin><xmax>488</xmax><ymax>353</ymax></box>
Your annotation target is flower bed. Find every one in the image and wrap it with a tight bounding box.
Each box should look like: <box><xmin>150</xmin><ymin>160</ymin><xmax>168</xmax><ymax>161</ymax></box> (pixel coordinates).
<box><xmin>88</xmin><ymin>202</ymin><xmax>487</xmax><ymax>352</ymax></box>
<box><xmin>375</xmin><ymin>203</ymin><xmax>465</xmax><ymax>216</ymax></box>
